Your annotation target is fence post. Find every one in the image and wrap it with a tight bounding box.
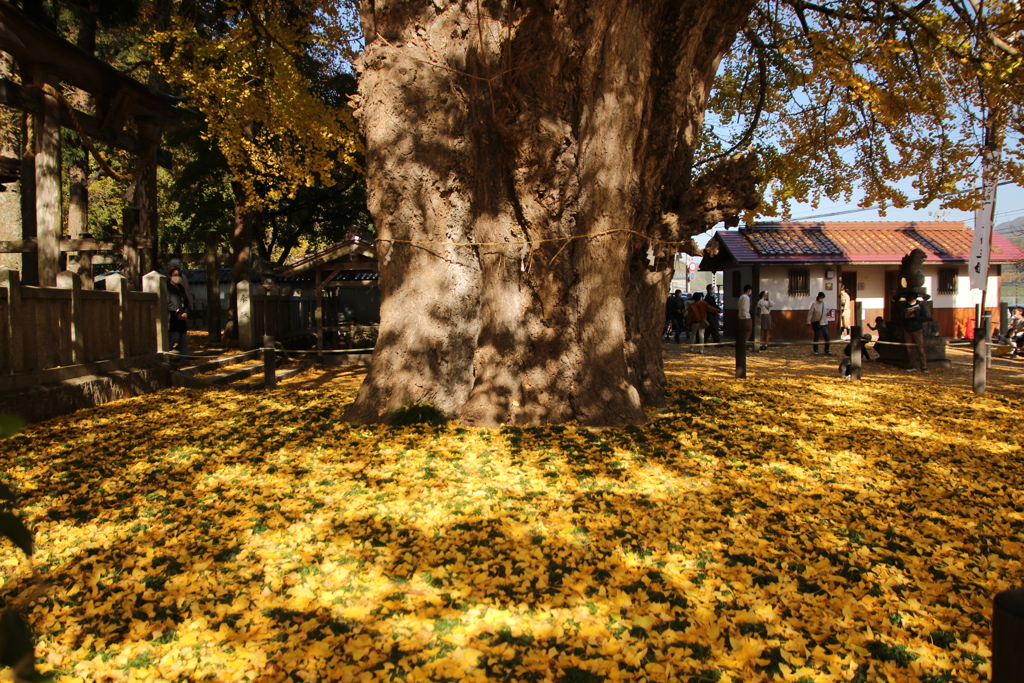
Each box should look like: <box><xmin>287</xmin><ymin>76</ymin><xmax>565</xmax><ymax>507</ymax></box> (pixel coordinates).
<box><xmin>985</xmin><ymin>311</ymin><xmax>993</xmax><ymax>370</ymax></box>
<box><xmin>850</xmin><ymin>301</ymin><xmax>863</xmax><ymax>381</ymax></box>
<box><xmin>999</xmin><ymin>301</ymin><xmax>1009</xmax><ymax>337</ymax></box>
<box><xmin>56</xmin><ymin>270</ymin><xmax>83</xmax><ymax>365</ymax></box>
<box><xmin>751</xmin><ymin>312</ymin><xmax>761</xmax><ymax>353</ymax></box>
<box><xmin>315</xmin><ymin>269</ymin><xmax>324</xmax><ymax>358</ymax></box>
<box><xmin>32</xmin><ymin>68</ymin><xmax>61</xmax><ymax>288</ymax></box>
<box><xmin>205</xmin><ymin>229</ymin><xmax>221</xmax><ymax>343</ymax></box>
<box><xmin>122</xmin><ymin>207</ymin><xmax>141</xmax><ymax>290</ymax></box>
<box><xmin>237</xmin><ymin>280</ymin><xmax>253</xmax><ymax>350</ymax></box>
<box><xmin>973</xmin><ymin>313</ymin><xmax>988</xmax><ymax>395</ymax></box>
<box><xmin>143</xmin><ymin>271</ymin><xmax>168</xmax><ymax>353</ymax></box>
<box><xmin>263</xmin><ymin>335</ymin><xmax>276</xmax><ymax>390</ymax></box>
<box><xmin>109</xmin><ymin>274</ymin><xmax>129</xmax><ymax>359</ymax></box>
<box><xmin>993</xmin><ymin>588</ymin><xmax>1024</xmax><ymax>683</ymax></box>
<box><xmin>79</xmin><ymin>232</ymin><xmax>94</xmax><ymax>290</ymax></box>
<box><xmin>0</xmin><ymin>268</ymin><xmax>22</xmax><ymax>373</ymax></box>
<box><xmin>735</xmin><ymin>329</ymin><xmax>747</xmax><ymax>379</ymax></box>
<box><xmin>256</xmin><ymin>284</ymin><xmax>269</xmax><ymax>342</ymax></box>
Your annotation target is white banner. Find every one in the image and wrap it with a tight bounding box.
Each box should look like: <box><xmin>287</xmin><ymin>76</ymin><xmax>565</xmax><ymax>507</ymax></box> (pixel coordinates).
<box><xmin>970</xmin><ymin>146</ymin><xmax>1000</xmax><ymax>291</ymax></box>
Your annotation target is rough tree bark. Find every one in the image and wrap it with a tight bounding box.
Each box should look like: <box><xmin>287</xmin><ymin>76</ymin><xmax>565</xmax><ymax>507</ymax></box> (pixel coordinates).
<box><xmin>348</xmin><ymin>0</ymin><xmax>760</xmax><ymax>426</ymax></box>
<box><xmin>230</xmin><ymin>120</ymin><xmax>255</xmax><ymax>327</ymax></box>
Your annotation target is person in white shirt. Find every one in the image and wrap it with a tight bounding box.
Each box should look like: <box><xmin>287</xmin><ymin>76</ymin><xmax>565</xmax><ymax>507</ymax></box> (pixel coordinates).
<box><xmin>839</xmin><ymin>286</ymin><xmax>853</xmax><ymax>339</ymax></box>
<box><xmin>1010</xmin><ymin>307</ymin><xmax>1024</xmax><ymax>357</ymax></box>
<box><xmin>806</xmin><ymin>291</ymin><xmax>832</xmax><ymax>355</ymax></box>
<box><xmin>756</xmin><ymin>290</ymin><xmax>774</xmax><ymax>350</ymax></box>
<box><xmin>737</xmin><ymin>284</ymin><xmax>752</xmax><ymax>349</ymax></box>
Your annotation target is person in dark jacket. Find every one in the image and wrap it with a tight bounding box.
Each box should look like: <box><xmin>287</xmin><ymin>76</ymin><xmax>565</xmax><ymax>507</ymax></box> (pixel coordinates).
<box><xmin>704</xmin><ymin>284</ymin><xmax>722</xmax><ymax>345</ymax></box>
<box><xmin>666</xmin><ymin>289</ymin><xmax>687</xmax><ymax>342</ymax></box>
<box><xmin>903</xmin><ymin>292</ymin><xmax>927</xmax><ymax>372</ymax></box>
<box><xmin>167</xmin><ymin>267</ymin><xmax>190</xmax><ymax>355</ymax></box>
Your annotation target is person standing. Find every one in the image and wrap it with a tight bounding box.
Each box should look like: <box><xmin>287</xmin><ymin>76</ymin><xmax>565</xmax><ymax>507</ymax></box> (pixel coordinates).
<box><xmin>903</xmin><ymin>292</ymin><xmax>927</xmax><ymax>372</ymax></box>
<box><xmin>839</xmin><ymin>286</ymin><xmax>853</xmax><ymax>339</ymax></box>
<box><xmin>807</xmin><ymin>291</ymin><xmax>832</xmax><ymax>355</ymax></box>
<box><xmin>756</xmin><ymin>290</ymin><xmax>774</xmax><ymax>350</ymax></box>
<box><xmin>1008</xmin><ymin>307</ymin><xmax>1024</xmax><ymax>357</ymax></box>
<box><xmin>167</xmin><ymin>257</ymin><xmax>191</xmax><ymax>299</ymax></box>
<box><xmin>168</xmin><ymin>267</ymin><xmax>190</xmax><ymax>356</ymax></box>
<box><xmin>704</xmin><ymin>283</ymin><xmax>722</xmax><ymax>346</ymax></box>
<box><xmin>669</xmin><ymin>290</ymin><xmax>687</xmax><ymax>342</ymax></box>
<box><xmin>737</xmin><ymin>284</ymin><xmax>753</xmax><ymax>350</ymax></box>
<box><xmin>686</xmin><ymin>292</ymin><xmax>720</xmax><ymax>354</ymax></box>
<box><xmin>663</xmin><ymin>288</ymin><xmax>688</xmax><ymax>342</ymax></box>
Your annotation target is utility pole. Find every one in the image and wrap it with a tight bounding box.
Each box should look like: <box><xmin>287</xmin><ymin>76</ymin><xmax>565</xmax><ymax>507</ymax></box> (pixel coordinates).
<box><xmin>970</xmin><ymin>120</ymin><xmax>1000</xmax><ymax>310</ymax></box>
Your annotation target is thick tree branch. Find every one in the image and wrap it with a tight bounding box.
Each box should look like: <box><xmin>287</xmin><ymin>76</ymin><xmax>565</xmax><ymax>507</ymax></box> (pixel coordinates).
<box><xmin>662</xmin><ymin>151</ymin><xmax>761</xmax><ymax>241</ymax></box>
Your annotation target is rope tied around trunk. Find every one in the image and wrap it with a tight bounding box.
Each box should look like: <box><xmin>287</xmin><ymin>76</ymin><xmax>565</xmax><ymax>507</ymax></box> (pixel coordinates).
<box><xmin>377</xmin><ymin>228</ymin><xmax>691</xmax><ymax>269</ymax></box>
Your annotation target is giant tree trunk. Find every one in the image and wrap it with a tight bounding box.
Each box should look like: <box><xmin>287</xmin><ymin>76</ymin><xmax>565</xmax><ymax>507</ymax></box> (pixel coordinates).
<box><xmin>349</xmin><ymin>0</ymin><xmax>760</xmax><ymax>426</ymax></box>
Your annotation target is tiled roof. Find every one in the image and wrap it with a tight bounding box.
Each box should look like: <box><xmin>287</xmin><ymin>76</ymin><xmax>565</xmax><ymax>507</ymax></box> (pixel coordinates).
<box><xmin>276</xmin><ymin>237</ymin><xmax>377</xmax><ymax>276</ymax></box>
<box><xmin>707</xmin><ymin>221</ymin><xmax>1024</xmax><ymax>266</ymax></box>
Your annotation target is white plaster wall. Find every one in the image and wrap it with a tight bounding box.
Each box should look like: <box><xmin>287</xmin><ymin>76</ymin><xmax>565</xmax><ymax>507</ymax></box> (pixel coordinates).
<box><xmin>918</xmin><ymin>265</ymin><xmax>998</xmax><ymax>308</ymax></box>
<box><xmin>757</xmin><ymin>269</ymin><xmax>804</xmax><ymax>311</ymax></box>
<box><xmin>758</xmin><ymin>265</ymin><xmax>837</xmax><ymax>314</ymax></box>
<box><xmin>928</xmin><ymin>265</ymin><xmax>961</xmax><ymax>309</ymax></box>
<box><xmin>722</xmin><ymin>266</ymin><xmax>755</xmax><ymax>313</ymax></box>
<box><xmin>847</xmin><ymin>265</ymin><xmax>887</xmax><ymax>311</ymax></box>
<box><xmin>725</xmin><ymin>263</ymin><xmax>1004</xmax><ymax>318</ymax></box>
<box><xmin>754</xmin><ymin>264</ymin><xmax>1001</xmax><ymax>312</ymax></box>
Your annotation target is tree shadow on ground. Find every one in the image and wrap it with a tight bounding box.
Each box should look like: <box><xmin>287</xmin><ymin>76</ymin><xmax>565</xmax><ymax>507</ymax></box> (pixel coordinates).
<box><xmin>0</xmin><ymin>353</ymin><xmax>1017</xmax><ymax>680</ymax></box>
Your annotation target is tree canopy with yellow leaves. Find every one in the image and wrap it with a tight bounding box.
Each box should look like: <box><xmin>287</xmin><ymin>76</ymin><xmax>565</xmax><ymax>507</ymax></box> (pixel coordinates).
<box><xmin>153</xmin><ymin>0</ymin><xmax>363</xmax><ymax>211</ymax></box>
<box><xmin>146</xmin><ymin>0</ymin><xmax>364</xmax><ymax>297</ymax></box>
<box><xmin>706</xmin><ymin>0</ymin><xmax>1024</xmax><ymax>216</ymax></box>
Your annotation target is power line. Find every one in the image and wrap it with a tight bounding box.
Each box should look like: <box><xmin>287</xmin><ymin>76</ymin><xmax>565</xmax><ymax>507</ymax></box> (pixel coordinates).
<box><xmin>790</xmin><ymin>181</ymin><xmax>1017</xmax><ymax>220</ymax></box>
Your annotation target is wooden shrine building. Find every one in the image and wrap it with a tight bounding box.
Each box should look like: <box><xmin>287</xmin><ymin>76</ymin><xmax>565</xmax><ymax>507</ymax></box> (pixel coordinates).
<box><xmin>275</xmin><ymin>237</ymin><xmax>380</xmax><ymax>352</ymax></box>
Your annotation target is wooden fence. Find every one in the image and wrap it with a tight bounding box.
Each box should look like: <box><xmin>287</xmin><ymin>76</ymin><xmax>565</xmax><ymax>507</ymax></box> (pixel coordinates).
<box><xmin>237</xmin><ymin>281</ymin><xmax>336</xmax><ymax>351</ymax></box>
<box><xmin>0</xmin><ymin>267</ymin><xmax>167</xmax><ymax>375</ymax></box>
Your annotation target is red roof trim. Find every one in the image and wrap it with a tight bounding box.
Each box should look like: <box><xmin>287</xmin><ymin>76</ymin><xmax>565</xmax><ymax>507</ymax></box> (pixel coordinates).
<box><xmin>705</xmin><ymin>221</ymin><xmax>1024</xmax><ymax>266</ymax></box>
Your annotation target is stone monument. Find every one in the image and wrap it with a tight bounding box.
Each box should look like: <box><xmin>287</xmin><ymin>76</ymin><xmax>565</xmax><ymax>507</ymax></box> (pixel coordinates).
<box><xmin>876</xmin><ymin>248</ymin><xmax>951</xmax><ymax>368</ymax></box>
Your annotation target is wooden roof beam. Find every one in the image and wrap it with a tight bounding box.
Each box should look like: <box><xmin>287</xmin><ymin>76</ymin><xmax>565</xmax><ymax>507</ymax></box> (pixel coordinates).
<box><xmin>0</xmin><ymin>237</ymin><xmax>122</xmax><ymax>253</ymax></box>
<box><xmin>100</xmin><ymin>84</ymin><xmax>133</xmax><ymax>137</ymax></box>
<box><xmin>0</xmin><ymin>79</ymin><xmax>173</xmax><ymax>168</ymax></box>
<box><xmin>0</xmin><ymin>0</ymin><xmax>184</xmax><ymax>126</ymax></box>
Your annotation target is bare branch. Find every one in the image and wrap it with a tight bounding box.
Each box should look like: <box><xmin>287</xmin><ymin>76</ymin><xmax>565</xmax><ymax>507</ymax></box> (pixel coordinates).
<box><xmin>697</xmin><ymin>30</ymin><xmax>769</xmax><ymax>169</ymax></box>
<box><xmin>663</xmin><ymin>152</ymin><xmax>761</xmax><ymax>240</ymax></box>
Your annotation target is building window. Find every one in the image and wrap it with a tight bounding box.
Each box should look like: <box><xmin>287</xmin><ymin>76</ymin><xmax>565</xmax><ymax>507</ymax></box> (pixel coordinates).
<box><xmin>731</xmin><ymin>271</ymin><xmax>741</xmax><ymax>298</ymax></box>
<box><xmin>938</xmin><ymin>267</ymin><xmax>958</xmax><ymax>294</ymax></box>
<box><xmin>788</xmin><ymin>269</ymin><xmax>810</xmax><ymax>296</ymax></box>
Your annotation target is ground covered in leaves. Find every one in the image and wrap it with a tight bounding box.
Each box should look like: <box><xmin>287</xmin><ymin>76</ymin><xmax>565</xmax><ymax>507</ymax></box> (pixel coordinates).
<box><xmin>2</xmin><ymin>345</ymin><xmax>1023</xmax><ymax>682</ymax></box>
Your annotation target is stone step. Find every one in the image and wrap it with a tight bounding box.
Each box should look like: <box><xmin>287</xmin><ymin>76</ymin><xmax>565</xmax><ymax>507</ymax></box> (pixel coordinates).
<box><xmin>235</xmin><ymin>365</ymin><xmax>306</xmax><ymax>390</ymax></box>
<box><xmin>173</xmin><ymin>350</ymin><xmax>261</xmax><ymax>376</ymax></box>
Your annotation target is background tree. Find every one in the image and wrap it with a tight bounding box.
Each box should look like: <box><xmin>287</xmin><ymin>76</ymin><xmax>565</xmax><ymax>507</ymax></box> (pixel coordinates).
<box><xmin>152</xmin><ymin>0</ymin><xmax>363</xmax><ymax>307</ymax></box>
<box><xmin>707</xmin><ymin>0</ymin><xmax>1024</xmax><ymax>216</ymax></box>
<box><xmin>347</xmin><ymin>0</ymin><xmax>1024</xmax><ymax>427</ymax></box>
<box><xmin>2</xmin><ymin>0</ymin><xmax>367</xmax><ymax>285</ymax></box>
